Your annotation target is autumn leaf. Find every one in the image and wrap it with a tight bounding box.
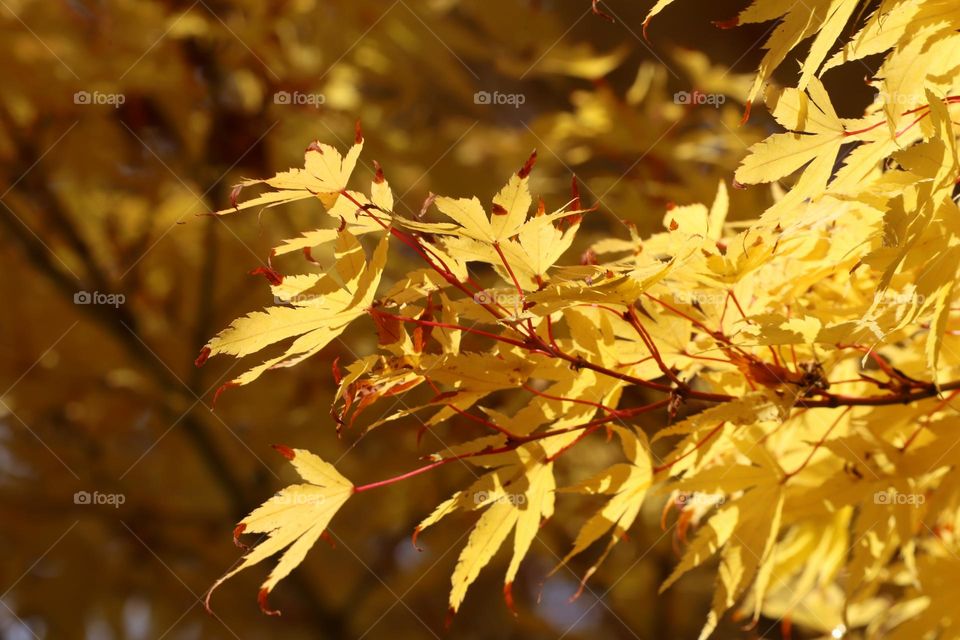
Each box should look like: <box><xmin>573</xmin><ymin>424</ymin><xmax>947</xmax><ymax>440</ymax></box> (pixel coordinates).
<box><xmin>205</xmin><ymin>447</ymin><xmax>353</xmax><ymax>616</ymax></box>
<box><xmin>217</xmin><ymin>129</ymin><xmax>364</xmax><ymax>216</ymax></box>
<box><xmin>198</xmin><ymin>231</ymin><xmax>388</xmax><ymax>393</ymax></box>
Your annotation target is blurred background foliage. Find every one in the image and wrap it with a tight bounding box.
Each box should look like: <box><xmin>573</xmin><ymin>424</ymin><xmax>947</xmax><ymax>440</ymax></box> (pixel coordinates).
<box><xmin>0</xmin><ymin>0</ymin><xmax>875</xmax><ymax>637</ymax></box>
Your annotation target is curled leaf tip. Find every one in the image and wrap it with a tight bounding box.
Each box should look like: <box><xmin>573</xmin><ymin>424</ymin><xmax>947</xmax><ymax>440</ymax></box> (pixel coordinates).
<box><xmin>412</xmin><ymin>525</ymin><xmax>424</xmax><ymax>551</ymax></box>
<box><xmin>320</xmin><ymin>530</ymin><xmax>337</xmax><ymax>548</ymax></box>
<box><xmin>249</xmin><ymin>266</ymin><xmax>283</xmax><ymax>286</ymax></box>
<box><xmin>570</xmin><ymin>567</ymin><xmax>597</xmax><ymax>603</ymax></box>
<box><xmin>332</xmin><ymin>356</ymin><xmax>343</xmax><ymax>385</ymax></box>
<box><xmin>306</xmin><ymin>140</ymin><xmax>324</xmax><ymax>154</ymax></box>
<box><xmin>740</xmin><ymin>100</ymin><xmax>753</xmax><ymax>126</ymax></box>
<box><xmin>271</xmin><ymin>444</ymin><xmax>296</xmax><ymax>460</ymax></box>
<box><xmin>258</xmin><ymin>588</ymin><xmax>282</xmax><ymax>616</ymax></box>
<box><xmin>518</xmin><ymin>150</ymin><xmax>537</xmax><ymax>179</ymax></box>
<box><xmin>194</xmin><ymin>346</ymin><xmax>211</xmax><ymax>368</ymax></box>
<box><xmin>504</xmin><ymin>582</ymin><xmax>518</xmax><ymax>616</ymax></box>
<box><xmin>233</xmin><ymin>523</ymin><xmax>249</xmax><ymax>549</ymax></box>
<box><xmin>203</xmin><ymin>589</ymin><xmax>216</xmax><ymax>615</ymax></box>
<box><xmin>712</xmin><ymin>16</ymin><xmax>739</xmax><ymax>29</ymax></box>
<box><xmin>373</xmin><ymin>159</ymin><xmax>385</xmax><ymax>184</ymax></box>
<box><xmin>660</xmin><ymin>497</ymin><xmax>675</xmax><ymax>531</ymax></box>
<box><xmin>229</xmin><ymin>184</ymin><xmax>243</xmax><ymax>209</ymax></box>
<box><xmin>212</xmin><ymin>382</ymin><xmax>238</xmax><ymax>410</ymax></box>
<box><xmin>354</xmin><ymin>120</ymin><xmax>364</xmax><ymax>144</ymax></box>
<box><xmin>591</xmin><ymin>0</ymin><xmax>614</xmax><ymax>22</ymax></box>
<box><xmin>418</xmin><ymin>192</ymin><xmax>437</xmax><ymax>219</ymax></box>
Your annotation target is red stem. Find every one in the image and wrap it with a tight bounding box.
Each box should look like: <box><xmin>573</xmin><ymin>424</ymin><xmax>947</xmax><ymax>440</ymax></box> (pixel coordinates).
<box><xmin>371</xmin><ymin>309</ymin><xmax>538</xmax><ymax>352</ymax></box>
<box><xmin>354</xmin><ymin>459</ymin><xmax>449</xmax><ymax>492</ymax></box>
<box><xmin>782</xmin><ymin>407</ymin><xmax>851</xmax><ymax>480</ymax></box>
<box><xmin>493</xmin><ymin>241</ymin><xmax>524</xmax><ymax>300</ymax></box>
<box><xmin>522</xmin><ymin>383</ymin><xmax>622</xmax><ymax>415</ymax></box>
<box><xmin>626</xmin><ymin>306</ymin><xmax>689</xmax><ymax>391</ymax></box>
<box><xmin>842</xmin><ymin>97</ymin><xmax>960</xmax><ymax>138</ymax></box>
<box><xmin>653</xmin><ymin>422</ymin><xmax>724</xmax><ymax>474</ymax></box>
<box><xmin>352</xmin><ymin>399</ymin><xmax>670</xmax><ymax>492</ymax></box>
<box><xmin>337</xmin><ymin>190</ymin><xmax>510</xmax><ymax>322</ymax></box>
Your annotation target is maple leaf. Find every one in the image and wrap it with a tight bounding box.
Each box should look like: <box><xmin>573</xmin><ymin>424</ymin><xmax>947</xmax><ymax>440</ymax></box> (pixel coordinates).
<box><xmin>735</xmin><ymin>78</ymin><xmax>846</xmax><ymax>191</ymax></box>
<box><xmin>415</xmin><ymin>442</ymin><xmax>559</xmax><ymax>614</ymax></box>
<box><xmin>198</xmin><ymin>8</ymin><xmax>960</xmax><ymax>630</ymax></box>
<box><xmin>552</xmin><ymin>426</ymin><xmax>652</xmax><ymax>593</ymax></box>
<box><xmin>197</xmin><ymin>231</ymin><xmax>388</xmax><ymax>394</ymax></box>
<box><xmin>205</xmin><ymin>447</ymin><xmax>353</xmax><ymax>616</ymax></box>
<box><xmin>217</xmin><ymin>128</ymin><xmax>364</xmax><ymax>216</ymax></box>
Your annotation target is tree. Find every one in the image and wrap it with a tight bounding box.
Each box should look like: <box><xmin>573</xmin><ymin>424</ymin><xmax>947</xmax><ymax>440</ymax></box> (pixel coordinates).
<box><xmin>198</xmin><ymin>1</ymin><xmax>960</xmax><ymax>638</ymax></box>
<box><xmin>4</xmin><ymin>0</ymin><xmax>958</xmax><ymax>638</ymax></box>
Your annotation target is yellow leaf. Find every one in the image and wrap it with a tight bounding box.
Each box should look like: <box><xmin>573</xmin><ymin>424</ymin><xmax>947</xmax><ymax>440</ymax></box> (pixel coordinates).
<box><xmin>216</xmin><ymin>136</ymin><xmax>363</xmax><ymax>216</ymax></box>
<box><xmin>552</xmin><ymin>427</ymin><xmax>651</xmax><ymax>588</ymax></box>
<box><xmin>490</xmin><ymin>163</ymin><xmax>533</xmax><ymax>241</ymax></box>
<box><xmin>414</xmin><ymin>442</ymin><xmax>557</xmax><ymax>614</ymax></box>
<box><xmin>435</xmin><ymin>196</ymin><xmax>497</xmax><ymax>243</ymax></box>
<box><xmin>736</xmin><ymin>125</ymin><xmax>843</xmax><ymax>187</ymax></box>
<box><xmin>449</xmin><ymin>501</ymin><xmax>517</xmax><ymax>612</ymax></box>
<box><xmin>201</xmin><ymin>232</ymin><xmax>388</xmax><ymax>389</ymax></box>
<box><xmin>205</xmin><ymin>448</ymin><xmax>353</xmax><ymax>615</ymax></box>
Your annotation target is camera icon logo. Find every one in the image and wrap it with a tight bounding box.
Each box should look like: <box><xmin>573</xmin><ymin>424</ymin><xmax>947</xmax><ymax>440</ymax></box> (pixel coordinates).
<box><xmin>74</xmin><ymin>490</ymin><xmax>91</xmax><ymax>504</ymax></box>
<box><xmin>473</xmin><ymin>291</ymin><xmax>494</xmax><ymax>305</ymax></box>
<box><xmin>74</xmin><ymin>91</ymin><xmax>91</xmax><ymax>105</ymax></box>
<box><xmin>674</xmin><ymin>91</ymin><xmax>692</xmax><ymax>105</ymax></box>
<box><xmin>473</xmin><ymin>490</ymin><xmax>490</xmax><ymax>504</ymax></box>
<box><xmin>74</xmin><ymin>291</ymin><xmax>92</xmax><ymax>304</ymax></box>
<box><xmin>473</xmin><ymin>91</ymin><xmax>492</xmax><ymax>105</ymax></box>
<box><xmin>274</xmin><ymin>91</ymin><xmax>292</xmax><ymax>105</ymax></box>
